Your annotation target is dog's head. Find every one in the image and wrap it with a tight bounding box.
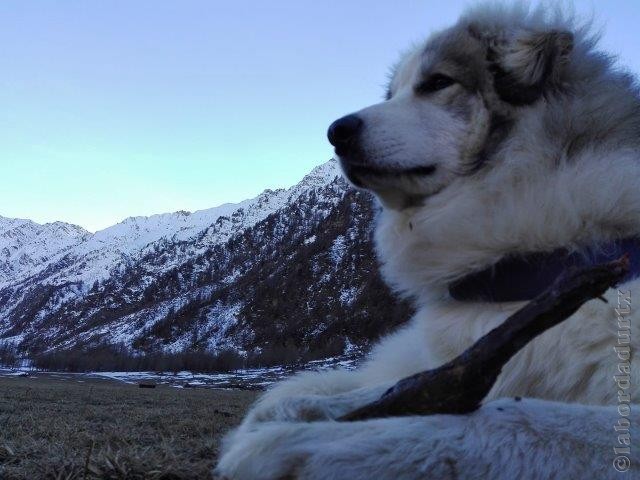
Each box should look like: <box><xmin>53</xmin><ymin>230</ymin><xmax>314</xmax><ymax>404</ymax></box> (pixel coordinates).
<box><xmin>328</xmin><ymin>17</ymin><xmax>573</xmax><ymax>210</ymax></box>
<box><xmin>327</xmin><ymin>4</ymin><xmax>640</xmax><ymax>299</ymax></box>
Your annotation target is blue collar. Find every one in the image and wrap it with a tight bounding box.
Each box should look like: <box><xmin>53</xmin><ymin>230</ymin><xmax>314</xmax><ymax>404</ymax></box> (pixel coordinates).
<box><xmin>448</xmin><ymin>237</ymin><xmax>640</xmax><ymax>302</ymax></box>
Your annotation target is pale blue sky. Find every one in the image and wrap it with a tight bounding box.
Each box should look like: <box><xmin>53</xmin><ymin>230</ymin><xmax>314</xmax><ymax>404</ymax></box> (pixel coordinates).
<box><xmin>2</xmin><ymin>1</ymin><xmax>639</xmax><ymax>231</ymax></box>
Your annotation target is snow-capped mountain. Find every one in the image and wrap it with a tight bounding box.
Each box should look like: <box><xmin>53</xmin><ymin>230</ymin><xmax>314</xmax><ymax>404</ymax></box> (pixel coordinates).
<box><xmin>0</xmin><ymin>217</ymin><xmax>89</xmax><ymax>284</ymax></box>
<box><xmin>0</xmin><ymin>160</ymin><xmax>411</xmax><ymax>357</ymax></box>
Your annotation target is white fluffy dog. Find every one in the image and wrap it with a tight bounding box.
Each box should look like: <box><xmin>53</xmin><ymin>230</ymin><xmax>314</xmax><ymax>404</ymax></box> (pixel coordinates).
<box><xmin>217</xmin><ymin>3</ymin><xmax>639</xmax><ymax>478</ymax></box>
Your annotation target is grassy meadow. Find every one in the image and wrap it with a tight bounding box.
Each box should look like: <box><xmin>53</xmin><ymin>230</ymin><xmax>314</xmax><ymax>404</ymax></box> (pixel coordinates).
<box><xmin>0</xmin><ymin>375</ymin><xmax>257</xmax><ymax>479</ymax></box>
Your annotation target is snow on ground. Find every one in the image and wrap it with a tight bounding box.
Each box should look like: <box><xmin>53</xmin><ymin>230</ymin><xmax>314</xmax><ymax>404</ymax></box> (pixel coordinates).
<box><xmin>203</xmin><ymin>302</ymin><xmax>243</xmax><ymax>351</ymax></box>
<box><xmin>0</xmin><ymin>354</ymin><xmax>359</xmax><ymax>389</ymax></box>
<box><xmin>339</xmin><ymin>286</ymin><xmax>359</xmax><ymax>306</ymax></box>
<box><xmin>329</xmin><ymin>235</ymin><xmax>346</xmax><ymax>264</ymax></box>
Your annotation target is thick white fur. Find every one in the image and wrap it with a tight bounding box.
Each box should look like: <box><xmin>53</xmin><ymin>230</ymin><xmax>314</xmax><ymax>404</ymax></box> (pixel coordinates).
<box><xmin>219</xmin><ymin>398</ymin><xmax>637</xmax><ymax>480</ymax></box>
<box><xmin>217</xmin><ymin>3</ymin><xmax>640</xmax><ymax>478</ymax></box>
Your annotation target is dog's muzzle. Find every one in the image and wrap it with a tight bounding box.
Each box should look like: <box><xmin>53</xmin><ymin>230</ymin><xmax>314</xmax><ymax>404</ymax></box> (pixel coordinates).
<box><xmin>327</xmin><ymin>114</ymin><xmax>369</xmax><ymax>186</ymax></box>
<box><xmin>327</xmin><ymin>114</ymin><xmax>363</xmax><ymax>157</ymax></box>
<box><xmin>328</xmin><ymin>113</ymin><xmax>436</xmax><ymax>191</ymax></box>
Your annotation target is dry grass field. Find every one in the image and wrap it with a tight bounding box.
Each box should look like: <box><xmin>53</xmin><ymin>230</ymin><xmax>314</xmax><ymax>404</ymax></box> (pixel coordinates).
<box><xmin>0</xmin><ymin>375</ymin><xmax>258</xmax><ymax>479</ymax></box>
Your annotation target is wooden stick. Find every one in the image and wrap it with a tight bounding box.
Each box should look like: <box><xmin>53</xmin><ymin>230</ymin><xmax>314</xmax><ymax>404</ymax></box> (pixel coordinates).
<box><xmin>339</xmin><ymin>256</ymin><xmax>629</xmax><ymax>421</ymax></box>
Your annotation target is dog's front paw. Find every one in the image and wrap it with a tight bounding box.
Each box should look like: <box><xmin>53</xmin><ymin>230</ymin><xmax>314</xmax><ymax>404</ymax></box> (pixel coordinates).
<box><xmin>217</xmin><ymin>398</ymin><xmax>634</xmax><ymax>480</ymax></box>
<box><xmin>215</xmin><ymin>413</ymin><xmax>469</xmax><ymax>480</ymax></box>
<box><xmin>243</xmin><ymin>394</ymin><xmax>343</xmax><ymax>425</ymax></box>
<box><xmin>215</xmin><ymin>423</ymin><xmax>309</xmax><ymax>480</ymax></box>
<box><xmin>241</xmin><ymin>384</ymin><xmax>390</xmax><ymax>428</ymax></box>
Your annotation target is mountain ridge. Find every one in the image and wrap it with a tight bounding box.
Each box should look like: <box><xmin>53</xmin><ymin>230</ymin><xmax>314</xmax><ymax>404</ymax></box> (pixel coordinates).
<box><xmin>0</xmin><ymin>160</ymin><xmax>412</xmax><ymax>359</ymax></box>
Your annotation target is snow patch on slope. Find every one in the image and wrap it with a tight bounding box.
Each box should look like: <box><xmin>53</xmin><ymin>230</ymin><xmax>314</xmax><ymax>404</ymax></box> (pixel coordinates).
<box><xmin>0</xmin><ymin>160</ymin><xmax>340</xmax><ymax>292</ymax></box>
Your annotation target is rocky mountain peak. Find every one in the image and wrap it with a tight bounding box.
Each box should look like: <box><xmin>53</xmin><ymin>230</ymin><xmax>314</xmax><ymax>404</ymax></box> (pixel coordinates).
<box><xmin>0</xmin><ymin>160</ymin><xmax>411</xmax><ymax>359</ymax></box>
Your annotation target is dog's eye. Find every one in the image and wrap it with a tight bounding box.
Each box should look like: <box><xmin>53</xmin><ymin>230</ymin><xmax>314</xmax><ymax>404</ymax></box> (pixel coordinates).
<box><xmin>415</xmin><ymin>74</ymin><xmax>456</xmax><ymax>95</ymax></box>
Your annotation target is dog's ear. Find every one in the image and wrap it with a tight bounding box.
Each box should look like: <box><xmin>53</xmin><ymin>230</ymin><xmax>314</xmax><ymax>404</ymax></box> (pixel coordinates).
<box><xmin>488</xmin><ymin>29</ymin><xmax>573</xmax><ymax>105</ymax></box>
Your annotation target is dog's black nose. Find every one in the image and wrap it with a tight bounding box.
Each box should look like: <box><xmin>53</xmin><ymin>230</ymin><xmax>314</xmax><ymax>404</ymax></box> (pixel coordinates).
<box><xmin>327</xmin><ymin>114</ymin><xmax>363</xmax><ymax>152</ymax></box>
